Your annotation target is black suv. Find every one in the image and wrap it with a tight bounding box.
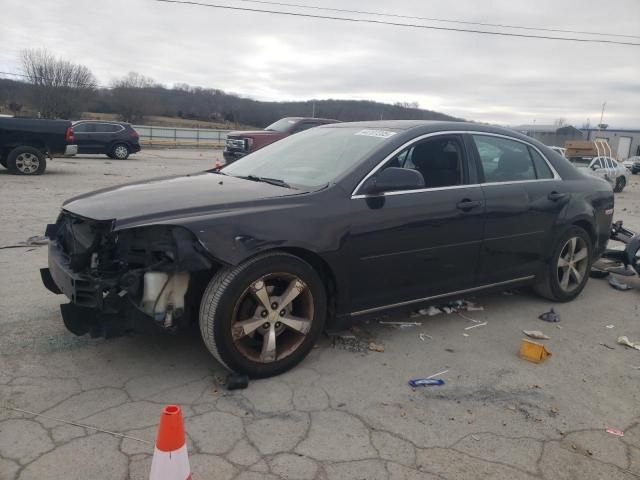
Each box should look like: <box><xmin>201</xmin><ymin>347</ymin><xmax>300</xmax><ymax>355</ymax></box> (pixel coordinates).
<box><xmin>73</xmin><ymin>121</ymin><xmax>141</xmax><ymax>159</ymax></box>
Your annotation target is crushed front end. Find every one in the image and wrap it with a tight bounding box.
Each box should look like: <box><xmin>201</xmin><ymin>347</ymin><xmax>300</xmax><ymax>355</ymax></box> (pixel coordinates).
<box><xmin>41</xmin><ymin>210</ymin><xmax>214</xmax><ymax>338</ymax></box>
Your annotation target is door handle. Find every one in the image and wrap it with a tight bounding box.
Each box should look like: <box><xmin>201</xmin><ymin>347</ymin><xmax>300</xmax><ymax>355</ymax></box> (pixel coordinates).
<box><xmin>456</xmin><ymin>199</ymin><xmax>481</xmax><ymax>211</ymax></box>
<box><xmin>548</xmin><ymin>192</ymin><xmax>567</xmax><ymax>201</ymax></box>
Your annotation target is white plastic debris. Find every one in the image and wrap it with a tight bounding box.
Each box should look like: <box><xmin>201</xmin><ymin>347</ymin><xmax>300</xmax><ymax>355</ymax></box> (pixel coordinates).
<box><xmin>464</xmin><ymin>322</ymin><xmax>487</xmax><ymax>331</ymax></box>
<box><xmin>523</xmin><ymin>330</ymin><xmax>550</xmax><ymax>340</ymax></box>
<box><xmin>617</xmin><ymin>336</ymin><xmax>640</xmax><ymax>351</ymax></box>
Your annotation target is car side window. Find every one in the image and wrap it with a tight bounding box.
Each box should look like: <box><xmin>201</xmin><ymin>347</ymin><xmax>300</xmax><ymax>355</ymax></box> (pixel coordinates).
<box><xmin>74</xmin><ymin>123</ymin><xmax>95</xmax><ymax>133</ymax></box>
<box><xmin>379</xmin><ymin>136</ymin><xmax>464</xmax><ymax>188</ymax></box>
<box><xmin>592</xmin><ymin>158</ymin><xmax>602</xmax><ymax>169</ymax></box>
<box><xmin>96</xmin><ymin>123</ymin><xmax>120</xmax><ymax>133</ymax></box>
<box><xmin>473</xmin><ymin>135</ymin><xmax>536</xmax><ymax>183</ymax></box>
<box><xmin>529</xmin><ymin>147</ymin><xmax>554</xmax><ymax>179</ymax></box>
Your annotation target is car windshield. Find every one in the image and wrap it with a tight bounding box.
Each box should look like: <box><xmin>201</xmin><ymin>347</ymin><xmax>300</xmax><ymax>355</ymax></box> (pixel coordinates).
<box><xmin>222</xmin><ymin>126</ymin><xmax>395</xmax><ymax>189</ymax></box>
<box><xmin>264</xmin><ymin>118</ymin><xmax>298</xmax><ymax>132</ymax></box>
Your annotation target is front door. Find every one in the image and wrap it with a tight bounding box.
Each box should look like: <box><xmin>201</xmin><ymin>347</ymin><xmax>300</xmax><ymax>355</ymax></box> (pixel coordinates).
<box><xmin>347</xmin><ymin>134</ymin><xmax>485</xmax><ymax>314</ymax></box>
<box><xmin>470</xmin><ymin>133</ymin><xmax>569</xmax><ymax>283</ymax></box>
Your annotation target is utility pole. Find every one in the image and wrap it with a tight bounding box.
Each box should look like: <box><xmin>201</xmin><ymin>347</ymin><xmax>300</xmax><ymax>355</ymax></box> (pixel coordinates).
<box><xmin>597</xmin><ymin>102</ymin><xmax>608</xmax><ymax>130</ymax></box>
<box><xmin>312</xmin><ymin>102</ymin><xmax>316</xmax><ymax>118</ymax></box>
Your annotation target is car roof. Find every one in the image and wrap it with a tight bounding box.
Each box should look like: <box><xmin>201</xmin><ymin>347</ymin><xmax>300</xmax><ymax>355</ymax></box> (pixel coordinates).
<box><xmin>319</xmin><ymin>120</ymin><xmax>539</xmax><ymax>139</ymax></box>
<box><xmin>283</xmin><ymin>117</ymin><xmax>340</xmax><ymax>123</ymax></box>
<box><xmin>73</xmin><ymin>120</ymin><xmax>130</xmax><ymax>125</ymax></box>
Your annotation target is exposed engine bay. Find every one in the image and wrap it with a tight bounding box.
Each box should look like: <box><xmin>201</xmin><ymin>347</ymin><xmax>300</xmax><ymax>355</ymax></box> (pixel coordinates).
<box><xmin>41</xmin><ymin>210</ymin><xmax>214</xmax><ymax>338</ymax></box>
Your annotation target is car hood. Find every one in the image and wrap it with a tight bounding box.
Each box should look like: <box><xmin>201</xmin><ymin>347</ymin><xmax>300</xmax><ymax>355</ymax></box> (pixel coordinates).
<box><xmin>62</xmin><ymin>172</ymin><xmax>303</xmax><ymax>229</ymax></box>
<box><xmin>227</xmin><ymin>130</ymin><xmax>284</xmax><ymax>138</ymax></box>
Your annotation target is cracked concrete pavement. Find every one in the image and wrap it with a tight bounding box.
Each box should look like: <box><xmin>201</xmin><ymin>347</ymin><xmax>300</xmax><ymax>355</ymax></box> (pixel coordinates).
<box><xmin>1</xmin><ymin>150</ymin><xmax>639</xmax><ymax>479</ymax></box>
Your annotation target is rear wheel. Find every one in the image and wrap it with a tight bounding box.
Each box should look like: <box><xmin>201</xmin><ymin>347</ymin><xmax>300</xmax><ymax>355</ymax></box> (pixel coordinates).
<box><xmin>111</xmin><ymin>143</ymin><xmax>130</xmax><ymax>160</ymax></box>
<box><xmin>199</xmin><ymin>252</ymin><xmax>327</xmax><ymax>378</ymax></box>
<box><xmin>614</xmin><ymin>176</ymin><xmax>626</xmax><ymax>193</ymax></box>
<box><xmin>7</xmin><ymin>146</ymin><xmax>46</xmax><ymax>175</ymax></box>
<box><xmin>534</xmin><ymin>226</ymin><xmax>592</xmax><ymax>302</ymax></box>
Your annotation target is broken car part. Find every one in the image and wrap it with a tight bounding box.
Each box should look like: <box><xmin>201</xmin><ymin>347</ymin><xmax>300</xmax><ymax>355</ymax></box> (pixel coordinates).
<box><xmin>539</xmin><ymin>308</ymin><xmax>561</xmax><ymax>323</ymax></box>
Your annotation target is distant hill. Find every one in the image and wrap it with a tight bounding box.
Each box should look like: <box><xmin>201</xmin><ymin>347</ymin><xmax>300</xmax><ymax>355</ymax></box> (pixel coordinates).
<box><xmin>0</xmin><ymin>77</ymin><xmax>461</xmax><ymax>128</ymax></box>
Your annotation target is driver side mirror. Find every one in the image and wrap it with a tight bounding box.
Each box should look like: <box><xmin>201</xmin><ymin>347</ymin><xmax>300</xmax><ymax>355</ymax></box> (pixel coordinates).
<box><xmin>360</xmin><ymin>167</ymin><xmax>425</xmax><ymax>195</ymax></box>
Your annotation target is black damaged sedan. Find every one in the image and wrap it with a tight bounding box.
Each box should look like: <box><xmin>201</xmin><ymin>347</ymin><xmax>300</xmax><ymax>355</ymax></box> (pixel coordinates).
<box><xmin>42</xmin><ymin>121</ymin><xmax>614</xmax><ymax>377</ymax></box>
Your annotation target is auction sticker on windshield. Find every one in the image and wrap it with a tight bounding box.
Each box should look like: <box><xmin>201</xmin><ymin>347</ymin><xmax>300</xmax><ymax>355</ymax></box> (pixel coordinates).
<box><xmin>355</xmin><ymin>129</ymin><xmax>397</xmax><ymax>138</ymax></box>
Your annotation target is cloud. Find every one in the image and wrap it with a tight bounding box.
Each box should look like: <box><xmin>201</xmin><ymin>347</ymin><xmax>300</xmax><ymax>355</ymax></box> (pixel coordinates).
<box><xmin>0</xmin><ymin>0</ymin><xmax>638</xmax><ymax>126</ymax></box>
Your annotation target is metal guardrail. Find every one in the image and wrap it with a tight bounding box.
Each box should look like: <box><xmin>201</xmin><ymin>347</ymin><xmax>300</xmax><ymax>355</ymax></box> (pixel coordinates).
<box><xmin>132</xmin><ymin>125</ymin><xmax>230</xmax><ymax>148</ymax></box>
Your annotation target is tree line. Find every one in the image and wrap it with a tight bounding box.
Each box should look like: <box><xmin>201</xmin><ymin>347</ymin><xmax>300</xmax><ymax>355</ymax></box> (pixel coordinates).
<box><xmin>0</xmin><ymin>48</ymin><xmax>459</xmax><ymax>128</ymax></box>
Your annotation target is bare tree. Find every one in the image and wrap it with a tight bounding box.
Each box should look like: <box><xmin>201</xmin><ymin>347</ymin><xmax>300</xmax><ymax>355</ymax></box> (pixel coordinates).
<box><xmin>553</xmin><ymin>117</ymin><xmax>567</xmax><ymax>127</ymax></box>
<box><xmin>21</xmin><ymin>48</ymin><xmax>96</xmax><ymax>119</ymax></box>
<box><xmin>110</xmin><ymin>72</ymin><xmax>158</xmax><ymax>123</ymax></box>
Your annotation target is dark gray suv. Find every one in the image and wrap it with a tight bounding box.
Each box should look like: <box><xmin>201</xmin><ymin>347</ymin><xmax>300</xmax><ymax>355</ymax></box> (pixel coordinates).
<box><xmin>73</xmin><ymin>120</ymin><xmax>141</xmax><ymax>159</ymax></box>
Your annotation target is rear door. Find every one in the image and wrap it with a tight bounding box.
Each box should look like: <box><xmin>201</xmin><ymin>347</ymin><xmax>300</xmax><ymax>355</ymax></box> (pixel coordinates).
<box><xmin>347</xmin><ymin>133</ymin><xmax>486</xmax><ymax>314</ymax></box>
<box><xmin>93</xmin><ymin>123</ymin><xmax>124</xmax><ymax>153</ymax></box>
<box><xmin>470</xmin><ymin>133</ymin><xmax>568</xmax><ymax>283</ymax></box>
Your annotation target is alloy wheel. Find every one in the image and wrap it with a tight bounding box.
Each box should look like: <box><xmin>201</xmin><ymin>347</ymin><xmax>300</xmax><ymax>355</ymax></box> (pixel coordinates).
<box><xmin>556</xmin><ymin>236</ymin><xmax>589</xmax><ymax>292</ymax></box>
<box><xmin>231</xmin><ymin>273</ymin><xmax>314</xmax><ymax>363</ymax></box>
<box><xmin>15</xmin><ymin>152</ymin><xmax>40</xmax><ymax>174</ymax></box>
<box><xmin>114</xmin><ymin>145</ymin><xmax>128</xmax><ymax>159</ymax></box>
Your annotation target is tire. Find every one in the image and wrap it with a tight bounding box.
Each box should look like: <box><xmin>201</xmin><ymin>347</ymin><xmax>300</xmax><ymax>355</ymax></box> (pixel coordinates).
<box><xmin>199</xmin><ymin>252</ymin><xmax>327</xmax><ymax>378</ymax></box>
<box><xmin>7</xmin><ymin>146</ymin><xmax>46</xmax><ymax>175</ymax></box>
<box><xmin>614</xmin><ymin>176</ymin><xmax>626</xmax><ymax>193</ymax></box>
<box><xmin>111</xmin><ymin>143</ymin><xmax>130</xmax><ymax>160</ymax></box>
<box><xmin>534</xmin><ymin>226</ymin><xmax>592</xmax><ymax>302</ymax></box>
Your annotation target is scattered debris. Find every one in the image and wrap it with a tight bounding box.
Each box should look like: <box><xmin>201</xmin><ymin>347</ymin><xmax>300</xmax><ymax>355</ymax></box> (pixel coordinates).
<box><xmin>412</xmin><ymin>300</ymin><xmax>483</xmax><ymax>318</ymax></box>
<box><xmin>413</xmin><ymin>306</ymin><xmax>442</xmax><ymax>317</ymax></box>
<box><xmin>617</xmin><ymin>336</ymin><xmax>640</xmax><ymax>351</ymax></box>
<box><xmin>379</xmin><ymin>321</ymin><xmax>422</xmax><ymax>328</ymax></box>
<box><xmin>609</xmin><ymin>276</ymin><xmax>633</xmax><ymax>291</ymax></box>
<box><xmin>226</xmin><ymin>373</ymin><xmax>249</xmax><ymax>390</ymax></box>
<box><xmin>605</xmin><ymin>427</ymin><xmax>624</xmax><ymax>437</ymax></box>
<box><xmin>464</xmin><ymin>321</ymin><xmax>487</xmax><ymax>331</ymax></box>
<box><xmin>549</xmin><ymin>406</ymin><xmax>559</xmax><ymax>417</ymax></box>
<box><xmin>589</xmin><ymin>268</ymin><xmax>610</xmax><ymax>279</ymax></box>
<box><xmin>523</xmin><ymin>330</ymin><xmax>550</xmax><ymax>340</ymax></box>
<box><xmin>368</xmin><ymin>342</ymin><xmax>385</xmax><ymax>353</ymax></box>
<box><xmin>471</xmin><ymin>435</ymin><xmax>480</xmax><ymax>441</ymax></box>
<box><xmin>418</xmin><ymin>333</ymin><xmax>432</xmax><ymax>342</ymax></box>
<box><xmin>607</xmin><ymin>265</ymin><xmax>635</xmax><ymax>276</ymax></box>
<box><xmin>462</xmin><ymin>333</ymin><xmax>470</xmax><ymax>337</ymax></box>
<box><xmin>539</xmin><ymin>308</ymin><xmax>560</xmax><ymax>323</ymax></box>
<box><xmin>330</xmin><ymin>332</ymin><xmax>369</xmax><ymax>353</ymax></box>
<box><xmin>599</xmin><ymin>343</ymin><xmax>615</xmax><ymax>350</ymax></box>
<box><xmin>606</xmin><ymin>324</ymin><xmax>615</xmax><ymax>329</ymax></box>
<box><xmin>409</xmin><ymin>378</ymin><xmax>445</xmax><ymax>387</ymax></box>
<box><xmin>0</xmin><ymin>235</ymin><xmax>49</xmax><ymax>250</ymax></box>
<box><xmin>519</xmin><ymin>339</ymin><xmax>552</xmax><ymax>363</ymax></box>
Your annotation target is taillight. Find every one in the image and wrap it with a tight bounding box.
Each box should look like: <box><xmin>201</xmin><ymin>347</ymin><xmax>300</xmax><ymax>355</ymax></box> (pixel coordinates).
<box><xmin>65</xmin><ymin>126</ymin><xmax>74</xmax><ymax>143</ymax></box>
<box><xmin>131</xmin><ymin>129</ymin><xmax>139</xmax><ymax>139</ymax></box>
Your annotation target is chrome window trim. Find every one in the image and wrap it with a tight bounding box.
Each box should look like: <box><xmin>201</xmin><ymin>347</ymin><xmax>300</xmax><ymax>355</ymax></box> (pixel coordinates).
<box><xmin>351</xmin><ymin>130</ymin><xmax>562</xmax><ymax>198</ymax></box>
<box><xmin>349</xmin><ymin>275</ymin><xmax>535</xmax><ymax>317</ymax></box>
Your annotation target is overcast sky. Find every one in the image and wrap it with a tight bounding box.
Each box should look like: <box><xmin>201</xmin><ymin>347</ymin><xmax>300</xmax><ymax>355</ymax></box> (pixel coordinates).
<box><xmin>1</xmin><ymin>0</ymin><xmax>638</xmax><ymax>126</ymax></box>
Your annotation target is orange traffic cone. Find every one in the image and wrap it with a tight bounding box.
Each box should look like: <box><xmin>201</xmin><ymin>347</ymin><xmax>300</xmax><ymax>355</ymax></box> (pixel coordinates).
<box><xmin>149</xmin><ymin>405</ymin><xmax>191</xmax><ymax>480</ymax></box>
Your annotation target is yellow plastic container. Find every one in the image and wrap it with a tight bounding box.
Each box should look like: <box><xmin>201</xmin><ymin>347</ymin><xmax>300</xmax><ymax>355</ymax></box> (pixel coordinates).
<box><xmin>519</xmin><ymin>339</ymin><xmax>551</xmax><ymax>363</ymax></box>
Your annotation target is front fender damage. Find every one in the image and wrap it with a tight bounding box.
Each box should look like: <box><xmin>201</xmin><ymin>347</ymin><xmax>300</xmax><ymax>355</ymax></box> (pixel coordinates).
<box><xmin>43</xmin><ymin>213</ymin><xmax>218</xmax><ymax>339</ymax></box>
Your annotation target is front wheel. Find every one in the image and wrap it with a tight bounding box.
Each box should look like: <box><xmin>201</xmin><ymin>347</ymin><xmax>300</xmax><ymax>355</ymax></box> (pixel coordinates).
<box><xmin>7</xmin><ymin>146</ymin><xmax>46</xmax><ymax>175</ymax></box>
<box><xmin>614</xmin><ymin>176</ymin><xmax>626</xmax><ymax>193</ymax></box>
<box><xmin>111</xmin><ymin>143</ymin><xmax>130</xmax><ymax>160</ymax></box>
<box><xmin>534</xmin><ymin>226</ymin><xmax>592</xmax><ymax>302</ymax></box>
<box><xmin>199</xmin><ymin>252</ymin><xmax>327</xmax><ymax>378</ymax></box>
